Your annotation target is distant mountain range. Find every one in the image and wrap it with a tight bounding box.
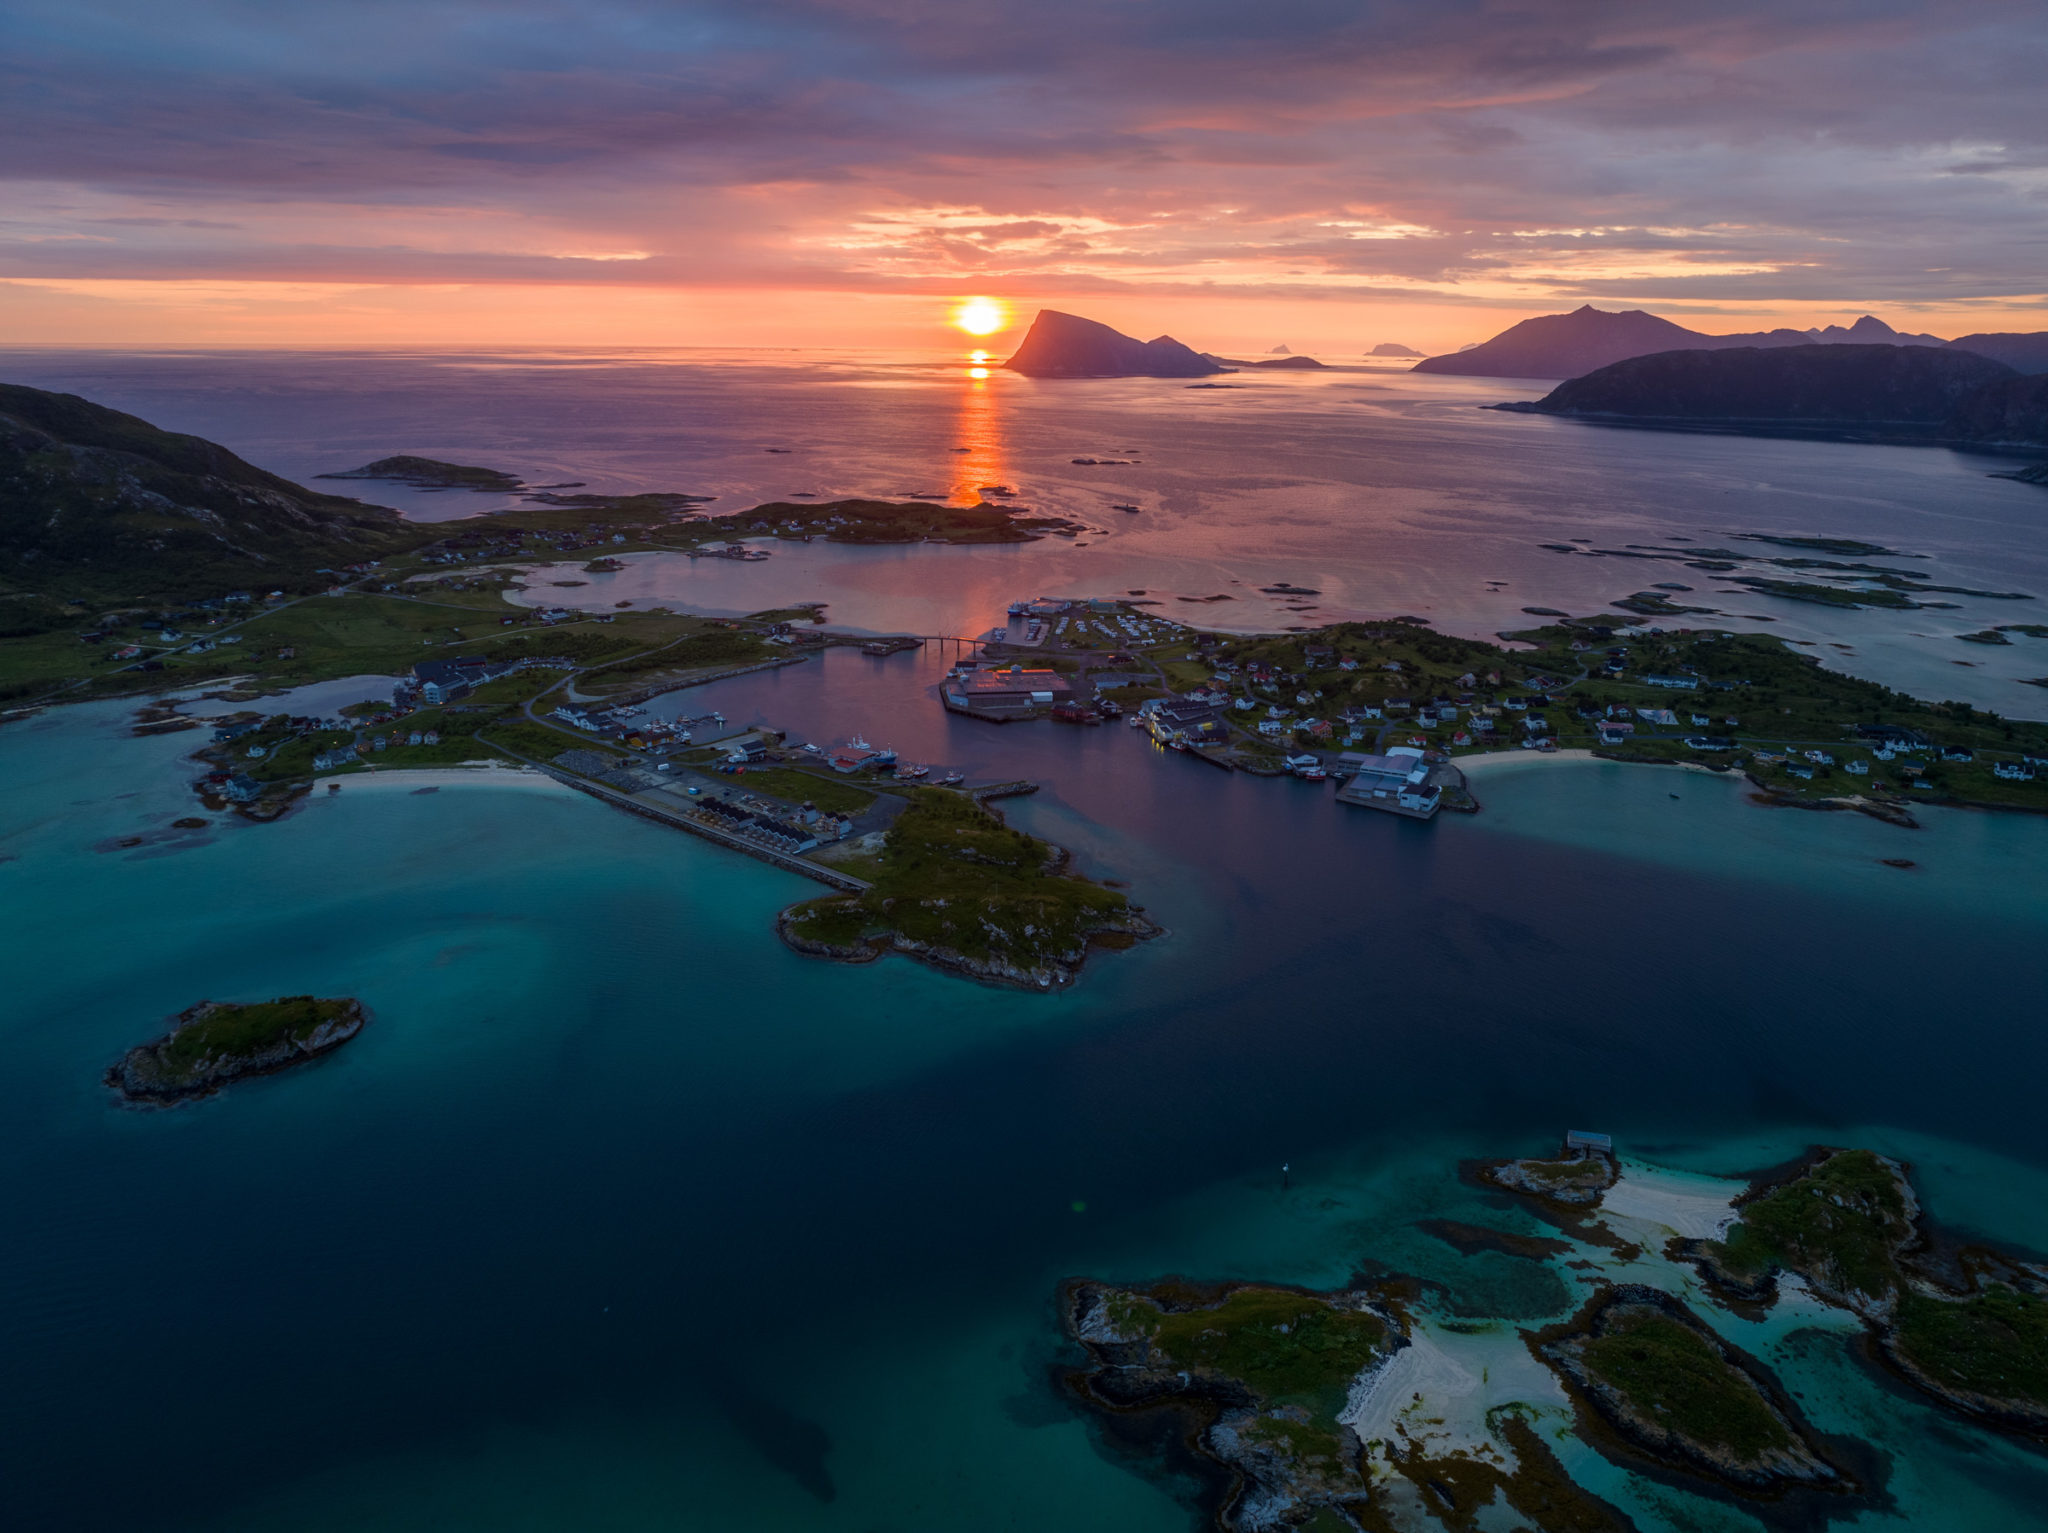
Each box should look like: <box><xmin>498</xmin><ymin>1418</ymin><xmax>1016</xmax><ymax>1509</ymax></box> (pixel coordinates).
<box><xmin>1413</xmin><ymin>305</ymin><xmax>2044</xmax><ymax>380</ymax></box>
<box><xmin>0</xmin><ymin>383</ymin><xmax>419</xmax><ymax>603</ymax></box>
<box><xmin>1003</xmin><ymin>310</ymin><xmax>1224</xmax><ymax>378</ymax></box>
<box><xmin>1502</xmin><ymin>344</ymin><xmax>2048</xmax><ymax>446</ymax></box>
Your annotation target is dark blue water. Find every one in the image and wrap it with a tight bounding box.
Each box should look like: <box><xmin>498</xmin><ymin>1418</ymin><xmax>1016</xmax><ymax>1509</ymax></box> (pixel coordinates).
<box><xmin>6</xmin><ymin>648</ymin><xmax>2048</xmax><ymax>1529</ymax></box>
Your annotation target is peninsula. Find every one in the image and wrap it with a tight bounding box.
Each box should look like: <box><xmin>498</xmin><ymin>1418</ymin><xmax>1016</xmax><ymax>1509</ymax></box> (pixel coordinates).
<box><xmin>778</xmin><ymin>786</ymin><xmax>1158</xmax><ymax>989</ymax></box>
<box><xmin>1498</xmin><ymin>343</ymin><xmax>2017</xmax><ymax>438</ymax></box>
<box><xmin>105</xmin><ymin>995</ymin><xmax>366</xmax><ymax>1104</ymax></box>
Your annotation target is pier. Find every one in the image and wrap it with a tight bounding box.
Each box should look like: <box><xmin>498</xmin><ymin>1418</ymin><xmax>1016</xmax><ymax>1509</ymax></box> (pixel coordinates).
<box><xmin>968</xmin><ymin>779</ymin><xmax>1039</xmax><ymax>803</ymax></box>
<box><xmin>544</xmin><ymin>769</ymin><xmax>874</xmax><ymax>890</ymax></box>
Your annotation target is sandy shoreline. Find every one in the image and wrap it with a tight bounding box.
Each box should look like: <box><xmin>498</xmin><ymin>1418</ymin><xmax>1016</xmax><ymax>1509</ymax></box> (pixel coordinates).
<box><xmin>1456</xmin><ymin>747</ymin><xmax>1739</xmax><ymax>781</ymax></box>
<box><xmin>1453</xmin><ymin>747</ymin><xmax>1599</xmax><ymax>773</ymax></box>
<box><xmin>318</xmin><ymin>764</ymin><xmax>574</xmax><ymax>796</ymax></box>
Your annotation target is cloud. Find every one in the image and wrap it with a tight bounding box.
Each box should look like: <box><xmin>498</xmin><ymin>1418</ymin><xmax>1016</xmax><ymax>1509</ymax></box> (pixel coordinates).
<box><xmin>0</xmin><ymin>0</ymin><xmax>2042</xmax><ymax>320</ymax></box>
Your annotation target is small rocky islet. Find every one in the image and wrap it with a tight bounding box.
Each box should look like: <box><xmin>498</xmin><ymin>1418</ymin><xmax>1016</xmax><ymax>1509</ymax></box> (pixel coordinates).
<box><xmin>104</xmin><ymin>995</ymin><xmax>365</xmax><ymax>1105</ymax></box>
<box><xmin>1063</xmin><ymin>1140</ymin><xmax>2048</xmax><ymax>1531</ymax></box>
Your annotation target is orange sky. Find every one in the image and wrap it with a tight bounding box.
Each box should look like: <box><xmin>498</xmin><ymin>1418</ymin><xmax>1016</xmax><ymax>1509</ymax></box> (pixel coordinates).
<box><xmin>7</xmin><ymin>279</ymin><xmax>2045</xmax><ymax>356</ymax></box>
<box><xmin>6</xmin><ymin>4</ymin><xmax>2046</xmax><ymax>354</ymax></box>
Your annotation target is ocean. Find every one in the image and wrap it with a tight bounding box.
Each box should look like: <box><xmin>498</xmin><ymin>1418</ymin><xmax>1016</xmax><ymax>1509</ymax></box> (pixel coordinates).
<box><xmin>5</xmin><ymin>347</ymin><xmax>2047</xmax><ymax>711</ymax></box>
<box><xmin>3</xmin><ymin>352</ymin><xmax>2048</xmax><ymax>1530</ymax></box>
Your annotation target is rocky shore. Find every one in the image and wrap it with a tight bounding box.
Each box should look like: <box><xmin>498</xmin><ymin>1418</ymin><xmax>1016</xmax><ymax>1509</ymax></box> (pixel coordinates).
<box><xmin>105</xmin><ymin>996</ymin><xmax>366</xmax><ymax>1105</ymax></box>
<box><xmin>776</xmin><ymin>901</ymin><xmax>1162</xmax><ymax>990</ymax></box>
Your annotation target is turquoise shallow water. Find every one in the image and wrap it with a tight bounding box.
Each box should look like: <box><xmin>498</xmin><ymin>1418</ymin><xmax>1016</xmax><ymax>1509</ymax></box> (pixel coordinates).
<box><xmin>5</xmin><ymin>653</ymin><xmax>2048</xmax><ymax>1531</ymax></box>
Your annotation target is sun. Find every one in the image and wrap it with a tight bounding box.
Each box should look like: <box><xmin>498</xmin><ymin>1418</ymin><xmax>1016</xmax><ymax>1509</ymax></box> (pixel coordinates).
<box><xmin>949</xmin><ymin>296</ymin><xmax>1010</xmax><ymax>336</ymax></box>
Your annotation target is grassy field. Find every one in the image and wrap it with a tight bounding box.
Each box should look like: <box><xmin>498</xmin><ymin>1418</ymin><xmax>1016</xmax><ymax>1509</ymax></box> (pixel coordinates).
<box><xmin>575</xmin><ymin>627</ymin><xmax>775</xmax><ymax>691</ymax></box>
<box><xmin>718</xmin><ymin>767</ymin><xmax>876</xmax><ymax>816</ymax></box>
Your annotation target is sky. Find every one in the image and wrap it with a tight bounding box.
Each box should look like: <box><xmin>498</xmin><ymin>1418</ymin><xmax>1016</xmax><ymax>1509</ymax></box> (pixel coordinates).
<box><xmin>3</xmin><ymin>0</ymin><xmax>2046</xmax><ymax>353</ymax></box>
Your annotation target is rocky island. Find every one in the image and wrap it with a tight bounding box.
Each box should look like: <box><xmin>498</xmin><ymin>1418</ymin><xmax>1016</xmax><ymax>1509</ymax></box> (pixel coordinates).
<box><xmin>1065</xmin><ymin>1272</ymin><xmax>1636</xmax><ymax>1532</ymax></box>
<box><xmin>1004</xmin><ymin>309</ymin><xmax>1225</xmax><ymax>378</ymax></box>
<box><xmin>317</xmin><ymin>455</ymin><xmax>526</xmax><ymax>491</ymax></box>
<box><xmin>1532</xmin><ymin>1285</ymin><xmax>1864</xmax><ymax>1504</ymax></box>
<box><xmin>715</xmin><ymin>497</ymin><xmax>1087</xmax><ymax>544</ymax></box>
<box><xmin>778</xmin><ymin>787</ymin><xmax>1158</xmax><ymax>989</ymax></box>
<box><xmin>1677</xmin><ymin>1148</ymin><xmax>2048</xmax><ymax>1437</ymax></box>
<box><xmin>1065</xmin><ymin>1136</ymin><xmax>2048</xmax><ymax>1530</ymax></box>
<box><xmin>105</xmin><ymin>995</ymin><xmax>366</xmax><ymax>1105</ymax></box>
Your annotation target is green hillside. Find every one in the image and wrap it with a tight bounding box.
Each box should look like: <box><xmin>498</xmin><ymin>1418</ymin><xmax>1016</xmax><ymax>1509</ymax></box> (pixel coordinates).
<box><xmin>0</xmin><ymin>383</ymin><xmax>430</xmax><ymax>605</ymax></box>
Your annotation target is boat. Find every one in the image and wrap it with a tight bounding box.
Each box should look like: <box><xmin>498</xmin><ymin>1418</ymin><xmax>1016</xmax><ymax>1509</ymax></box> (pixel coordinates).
<box><xmin>1112</xmin><ymin>503</ymin><xmax>1140</xmax><ymax>513</ymax></box>
<box><xmin>872</xmin><ymin>746</ymin><xmax>898</xmax><ymax>766</ymax></box>
<box><xmin>938</xmin><ymin>771</ymin><xmax>964</xmax><ymax>786</ymax></box>
<box><xmin>1125</xmin><ymin>713</ymin><xmax>1146</xmax><ymax>728</ymax></box>
<box><xmin>894</xmin><ymin>764</ymin><xmax>930</xmax><ymax>780</ymax></box>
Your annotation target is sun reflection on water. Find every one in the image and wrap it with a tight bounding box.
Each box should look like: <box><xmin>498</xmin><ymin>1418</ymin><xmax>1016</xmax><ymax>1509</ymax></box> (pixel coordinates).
<box><xmin>951</xmin><ymin>354</ymin><xmax>1004</xmax><ymax>505</ymax></box>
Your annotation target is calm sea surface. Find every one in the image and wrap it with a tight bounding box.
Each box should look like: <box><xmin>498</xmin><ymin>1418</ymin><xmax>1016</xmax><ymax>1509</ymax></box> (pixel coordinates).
<box><xmin>5</xmin><ymin>347</ymin><xmax>2048</xmax><ymax>711</ymax></box>
<box><xmin>3</xmin><ymin>353</ymin><xmax>2048</xmax><ymax>1530</ymax></box>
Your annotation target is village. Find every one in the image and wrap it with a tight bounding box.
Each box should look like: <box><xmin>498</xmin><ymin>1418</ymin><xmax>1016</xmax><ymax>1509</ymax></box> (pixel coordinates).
<box><xmin>167</xmin><ymin>576</ymin><xmax>2048</xmax><ymax>854</ymax></box>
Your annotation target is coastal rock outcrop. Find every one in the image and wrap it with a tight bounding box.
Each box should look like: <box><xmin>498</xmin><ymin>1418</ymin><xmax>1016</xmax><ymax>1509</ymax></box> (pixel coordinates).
<box><xmin>1004</xmin><ymin>310</ymin><xmax>1225</xmax><ymax>378</ymax></box>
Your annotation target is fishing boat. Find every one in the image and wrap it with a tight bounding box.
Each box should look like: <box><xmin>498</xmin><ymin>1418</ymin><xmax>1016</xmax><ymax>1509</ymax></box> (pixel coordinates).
<box><xmin>938</xmin><ymin>771</ymin><xmax>964</xmax><ymax>786</ymax></box>
<box><xmin>894</xmin><ymin>763</ymin><xmax>931</xmax><ymax>780</ymax></box>
<box><xmin>871</xmin><ymin>746</ymin><xmax>899</xmax><ymax>767</ymax></box>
